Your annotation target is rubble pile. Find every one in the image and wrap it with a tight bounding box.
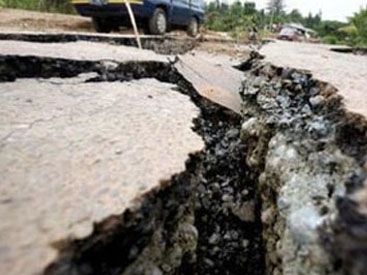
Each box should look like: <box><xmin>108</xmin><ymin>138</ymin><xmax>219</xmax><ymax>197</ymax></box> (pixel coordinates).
<box><xmin>239</xmin><ymin>55</ymin><xmax>367</xmax><ymax>275</ymax></box>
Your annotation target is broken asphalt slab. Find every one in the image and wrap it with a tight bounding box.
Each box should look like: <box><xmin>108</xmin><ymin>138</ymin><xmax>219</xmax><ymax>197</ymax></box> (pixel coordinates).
<box><xmin>0</xmin><ymin>40</ymin><xmax>169</xmax><ymax>63</ymax></box>
<box><xmin>0</xmin><ymin>31</ymin><xmax>197</xmax><ymax>55</ymax></box>
<box><xmin>0</xmin><ymin>37</ymin><xmax>248</xmax><ymax>275</ymax></box>
<box><xmin>0</xmin><ymin>38</ymin><xmax>244</xmax><ymax>114</ymax></box>
<box><xmin>176</xmin><ymin>51</ymin><xmax>244</xmax><ymax>113</ymax></box>
<box><xmin>261</xmin><ymin>40</ymin><xmax>367</xmax><ymax>118</ymax></box>
<box><xmin>0</xmin><ymin>77</ymin><xmax>203</xmax><ymax>275</ymax></box>
<box><xmin>1</xmin><ymin>31</ymin><xmax>367</xmax><ymax>275</ymax></box>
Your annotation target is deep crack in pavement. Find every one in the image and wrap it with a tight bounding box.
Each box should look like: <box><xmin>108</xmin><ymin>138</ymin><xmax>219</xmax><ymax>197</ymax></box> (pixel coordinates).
<box><xmin>1</xmin><ymin>37</ymin><xmax>367</xmax><ymax>275</ymax></box>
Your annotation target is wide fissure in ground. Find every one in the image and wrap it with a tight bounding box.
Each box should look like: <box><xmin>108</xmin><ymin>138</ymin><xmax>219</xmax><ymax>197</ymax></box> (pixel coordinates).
<box><xmin>2</xmin><ymin>50</ymin><xmax>367</xmax><ymax>275</ymax></box>
<box><xmin>0</xmin><ymin>55</ymin><xmax>265</xmax><ymax>275</ymax></box>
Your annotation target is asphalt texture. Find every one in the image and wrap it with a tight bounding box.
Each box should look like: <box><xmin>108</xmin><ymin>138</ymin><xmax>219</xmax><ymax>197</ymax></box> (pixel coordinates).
<box><xmin>0</xmin><ymin>76</ymin><xmax>203</xmax><ymax>275</ymax></box>
<box><xmin>261</xmin><ymin>40</ymin><xmax>367</xmax><ymax>118</ymax></box>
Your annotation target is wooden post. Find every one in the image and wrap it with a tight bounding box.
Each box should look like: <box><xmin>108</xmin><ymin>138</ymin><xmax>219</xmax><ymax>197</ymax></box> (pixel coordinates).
<box><xmin>124</xmin><ymin>0</ymin><xmax>142</xmax><ymax>49</ymax></box>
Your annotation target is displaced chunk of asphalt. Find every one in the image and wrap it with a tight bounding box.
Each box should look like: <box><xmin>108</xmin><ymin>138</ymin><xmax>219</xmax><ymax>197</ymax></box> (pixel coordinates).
<box><xmin>0</xmin><ymin>77</ymin><xmax>203</xmax><ymax>275</ymax></box>
<box><xmin>0</xmin><ymin>38</ymin><xmax>244</xmax><ymax>114</ymax></box>
<box><xmin>261</xmin><ymin>40</ymin><xmax>367</xmax><ymax>118</ymax></box>
<box><xmin>176</xmin><ymin>51</ymin><xmax>244</xmax><ymax>113</ymax></box>
<box><xmin>0</xmin><ymin>40</ymin><xmax>169</xmax><ymax>63</ymax></box>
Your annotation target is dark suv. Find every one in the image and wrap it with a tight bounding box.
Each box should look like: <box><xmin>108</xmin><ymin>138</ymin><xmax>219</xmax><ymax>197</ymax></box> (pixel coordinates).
<box><xmin>71</xmin><ymin>0</ymin><xmax>204</xmax><ymax>36</ymax></box>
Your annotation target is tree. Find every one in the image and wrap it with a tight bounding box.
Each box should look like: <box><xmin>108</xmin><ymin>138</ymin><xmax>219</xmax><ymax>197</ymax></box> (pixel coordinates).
<box><xmin>244</xmin><ymin>2</ymin><xmax>256</xmax><ymax>15</ymax></box>
<box><xmin>287</xmin><ymin>9</ymin><xmax>303</xmax><ymax>23</ymax></box>
<box><xmin>267</xmin><ymin>0</ymin><xmax>285</xmax><ymax>17</ymax></box>
<box><xmin>350</xmin><ymin>7</ymin><xmax>367</xmax><ymax>45</ymax></box>
<box><xmin>304</xmin><ymin>11</ymin><xmax>322</xmax><ymax>29</ymax></box>
<box><xmin>267</xmin><ymin>0</ymin><xmax>285</xmax><ymax>26</ymax></box>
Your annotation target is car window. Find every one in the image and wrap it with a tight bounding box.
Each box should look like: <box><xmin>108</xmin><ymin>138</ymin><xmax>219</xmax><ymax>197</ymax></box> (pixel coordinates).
<box><xmin>174</xmin><ymin>0</ymin><xmax>189</xmax><ymax>5</ymax></box>
<box><xmin>190</xmin><ymin>0</ymin><xmax>204</xmax><ymax>9</ymax></box>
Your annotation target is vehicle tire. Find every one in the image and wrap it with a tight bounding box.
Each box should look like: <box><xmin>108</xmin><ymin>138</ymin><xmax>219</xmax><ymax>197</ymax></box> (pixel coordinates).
<box><xmin>92</xmin><ymin>17</ymin><xmax>113</xmax><ymax>33</ymax></box>
<box><xmin>187</xmin><ymin>17</ymin><xmax>199</xmax><ymax>37</ymax></box>
<box><xmin>149</xmin><ymin>8</ymin><xmax>167</xmax><ymax>35</ymax></box>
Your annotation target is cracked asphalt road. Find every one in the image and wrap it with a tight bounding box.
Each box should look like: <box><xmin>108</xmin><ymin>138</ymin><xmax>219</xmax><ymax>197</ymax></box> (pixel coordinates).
<box><xmin>0</xmin><ymin>77</ymin><xmax>203</xmax><ymax>275</ymax></box>
<box><xmin>0</xmin><ymin>40</ymin><xmax>169</xmax><ymax>63</ymax></box>
<box><xmin>261</xmin><ymin>41</ymin><xmax>367</xmax><ymax>118</ymax></box>
<box><xmin>4</xmin><ymin>33</ymin><xmax>366</xmax><ymax>275</ymax></box>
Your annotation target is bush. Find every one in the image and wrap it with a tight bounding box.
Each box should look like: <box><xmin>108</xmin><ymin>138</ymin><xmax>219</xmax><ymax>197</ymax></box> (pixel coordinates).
<box><xmin>351</xmin><ymin>7</ymin><xmax>367</xmax><ymax>46</ymax></box>
<box><xmin>322</xmin><ymin>35</ymin><xmax>339</xmax><ymax>45</ymax></box>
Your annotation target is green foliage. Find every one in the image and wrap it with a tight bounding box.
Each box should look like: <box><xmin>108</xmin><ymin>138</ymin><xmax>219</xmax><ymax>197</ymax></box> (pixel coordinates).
<box><xmin>267</xmin><ymin>0</ymin><xmax>285</xmax><ymax>17</ymax></box>
<box><xmin>287</xmin><ymin>9</ymin><xmax>303</xmax><ymax>23</ymax></box>
<box><xmin>205</xmin><ymin>1</ymin><xmax>257</xmax><ymax>32</ymax></box>
<box><xmin>304</xmin><ymin>12</ymin><xmax>322</xmax><ymax>29</ymax></box>
<box><xmin>322</xmin><ymin>35</ymin><xmax>338</xmax><ymax>45</ymax></box>
<box><xmin>350</xmin><ymin>7</ymin><xmax>367</xmax><ymax>46</ymax></box>
<box><xmin>315</xmin><ymin>20</ymin><xmax>346</xmax><ymax>37</ymax></box>
<box><xmin>205</xmin><ymin>1</ymin><xmax>367</xmax><ymax>47</ymax></box>
<box><xmin>0</xmin><ymin>0</ymin><xmax>74</xmax><ymax>13</ymax></box>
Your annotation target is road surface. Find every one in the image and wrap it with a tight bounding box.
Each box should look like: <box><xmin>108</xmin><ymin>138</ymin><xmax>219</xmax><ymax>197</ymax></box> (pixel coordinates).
<box><xmin>261</xmin><ymin>41</ymin><xmax>367</xmax><ymax>118</ymax></box>
<box><xmin>1</xmin><ymin>26</ymin><xmax>367</xmax><ymax>275</ymax></box>
<box><xmin>0</xmin><ymin>32</ymin><xmax>244</xmax><ymax>275</ymax></box>
<box><xmin>0</xmin><ymin>76</ymin><xmax>204</xmax><ymax>275</ymax></box>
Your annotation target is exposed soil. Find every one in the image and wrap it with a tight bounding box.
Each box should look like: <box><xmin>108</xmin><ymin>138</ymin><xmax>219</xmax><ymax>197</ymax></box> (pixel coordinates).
<box><xmin>0</xmin><ymin>9</ymin><xmax>252</xmax><ymax>57</ymax></box>
<box><xmin>0</xmin><ymin>8</ymin><xmax>93</xmax><ymax>32</ymax></box>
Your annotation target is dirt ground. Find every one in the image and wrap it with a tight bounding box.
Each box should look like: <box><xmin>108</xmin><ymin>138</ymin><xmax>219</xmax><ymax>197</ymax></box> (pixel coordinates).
<box><xmin>0</xmin><ymin>8</ymin><xmax>93</xmax><ymax>32</ymax></box>
<box><xmin>0</xmin><ymin>8</ymin><xmax>250</xmax><ymax>58</ymax></box>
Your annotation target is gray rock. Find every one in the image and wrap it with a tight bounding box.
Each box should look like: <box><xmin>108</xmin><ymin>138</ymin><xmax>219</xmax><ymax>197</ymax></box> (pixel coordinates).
<box><xmin>288</xmin><ymin>206</ymin><xmax>322</xmax><ymax>245</ymax></box>
<box><xmin>309</xmin><ymin>95</ymin><xmax>325</xmax><ymax>107</ymax></box>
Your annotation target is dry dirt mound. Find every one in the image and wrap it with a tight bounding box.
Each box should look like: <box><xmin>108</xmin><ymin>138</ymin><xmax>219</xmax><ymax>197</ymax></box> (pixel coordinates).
<box><xmin>0</xmin><ymin>8</ymin><xmax>92</xmax><ymax>32</ymax></box>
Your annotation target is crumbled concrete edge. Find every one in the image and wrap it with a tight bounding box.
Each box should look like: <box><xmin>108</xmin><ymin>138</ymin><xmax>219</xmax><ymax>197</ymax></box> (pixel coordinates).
<box><xmin>46</xmin><ymin>160</ymin><xmax>200</xmax><ymax>275</ymax></box>
<box><xmin>330</xmin><ymin>47</ymin><xmax>367</xmax><ymax>56</ymax></box>
<box><xmin>0</xmin><ymin>33</ymin><xmax>196</xmax><ymax>55</ymax></box>
<box><xmin>238</xmin><ymin>52</ymin><xmax>367</xmax><ymax>275</ymax></box>
<box><xmin>0</xmin><ymin>55</ymin><xmax>265</xmax><ymax>275</ymax></box>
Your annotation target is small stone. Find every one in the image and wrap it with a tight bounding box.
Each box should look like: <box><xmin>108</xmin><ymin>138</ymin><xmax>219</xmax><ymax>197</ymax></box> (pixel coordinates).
<box><xmin>222</xmin><ymin>194</ymin><xmax>232</xmax><ymax>202</ymax></box>
<box><xmin>242</xmin><ymin>239</ymin><xmax>249</xmax><ymax>248</ymax></box>
<box><xmin>226</xmin><ymin>129</ymin><xmax>240</xmax><ymax>139</ymax></box>
<box><xmin>309</xmin><ymin>95</ymin><xmax>325</xmax><ymax>107</ymax></box>
<box><xmin>231</xmin><ymin>201</ymin><xmax>256</xmax><ymax>222</ymax></box>
<box><xmin>301</xmin><ymin>104</ymin><xmax>312</xmax><ymax>116</ymax></box>
<box><xmin>209</xmin><ymin>233</ymin><xmax>220</xmax><ymax>244</ymax></box>
<box><xmin>252</xmin><ymin>76</ymin><xmax>263</xmax><ymax>87</ymax></box>
<box><xmin>204</xmin><ymin>258</ymin><xmax>215</xmax><ymax>267</ymax></box>
<box><xmin>308</xmin><ymin>119</ymin><xmax>329</xmax><ymax>138</ymax></box>
<box><xmin>241</xmin><ymin>117</ymin><xmax>259</xmax><ymax>137</ymax></box>
<box><xmin>161</xmin><ymin>263</ymin><xmax>171</xmax><ymax>273</ymax></box>
<box><xmin>212</xmin><ymin>182</ymin><xmax>220</xmax><ymax>191</ymax></box>
<box><xmin>151</xmin><ymin>266</ymin><xmax>163</xmax><ymax>275</ymax></box>
<box><xmin>288</xmin><ymin>206</ymin><xmax>322</xmax><ymax>245</ymax></box>
<box><xmin>221</xmin><ymin>180</ymin><xmax>229</xmax><ymax>187</ymax></box>
<box><xmin>231</xmin><ymin>230</ymin><xmax>239</xmax><ymax>239</ymax></box>
<box><xmin>197</xmin><ymin>184</ymin><xmax>206</xmax><ymax>194</ymax></box>
<box><xmin>261</xmin><ymin>207</ymin><xmax>273</xmax><ymax>224</ymax></box>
